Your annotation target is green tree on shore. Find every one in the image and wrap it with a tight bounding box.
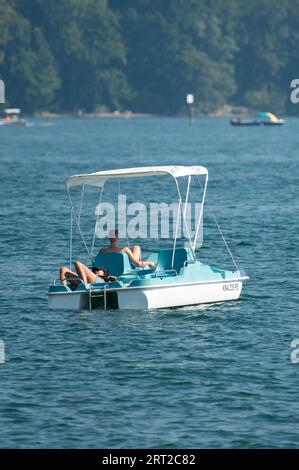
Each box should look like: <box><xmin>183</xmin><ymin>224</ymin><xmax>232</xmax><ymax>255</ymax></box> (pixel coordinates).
<box><xmin>233</xmin><ymin>0</ymin><xmax>290</xmax><ymax>113</ymax></box>
<box><xmin>115</xmin><ymin>0</ymin><xmax>237</xmax><ymax>113</ymax></box>
<box><xmin>18</xmin><ymin>0</ymin><xmax>132</xmax><ymax>112</ymax></box>
<box><xmin>0</xmin><ymin>0</ymin><xmax>298</xmax><ymax>114</ymax></box>
<box><xmin>0</xmin><ymin>0</ymin><xmax>60</xmax><ymax>111</ymax></box>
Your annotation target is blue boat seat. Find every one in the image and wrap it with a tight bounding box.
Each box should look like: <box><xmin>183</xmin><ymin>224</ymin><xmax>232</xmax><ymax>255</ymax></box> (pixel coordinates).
<box><xmin>93</xmin><ymin>252</ymin><xmax>134</xmax><ymax>277</ymax></box>
<box><xmin>156</xmin><ymin>248</ymin><xmax>194</xmax><ymax>274</ymax></box>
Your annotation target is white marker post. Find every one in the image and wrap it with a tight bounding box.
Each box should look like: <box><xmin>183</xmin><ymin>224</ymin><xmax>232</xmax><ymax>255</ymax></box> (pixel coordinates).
<box><xmin>0</xmin><ymin>79</ymin><xmax>5</xmax><ymax>104</ymax></box>
<box><xmin>186</xmin><ymin>93</ymin><xmax>194</xmax><ymax>126</ymax></box>
<box><xmin>0</xmin><ymin>339</ymin><xmax>5</xmax><ymax>364</ymax></box>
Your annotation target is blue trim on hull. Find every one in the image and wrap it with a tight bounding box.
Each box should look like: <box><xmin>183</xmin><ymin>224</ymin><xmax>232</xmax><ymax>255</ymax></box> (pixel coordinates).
<box><xmin>49</xmin><ymin>248</ymin><xmax>247</xmax><ymax>295</ymax></box>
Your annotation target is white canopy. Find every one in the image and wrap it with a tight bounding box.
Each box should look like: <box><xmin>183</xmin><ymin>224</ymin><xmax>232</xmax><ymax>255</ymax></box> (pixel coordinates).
<box><xmin>66</xmin><ymin>165</ymin><xmax>208</xmax><ymax>189</ymax></box>
<box><xmin>5</xmin><ymin>108</ymin><xmax>21</xmax><ymax>114</ymax></box>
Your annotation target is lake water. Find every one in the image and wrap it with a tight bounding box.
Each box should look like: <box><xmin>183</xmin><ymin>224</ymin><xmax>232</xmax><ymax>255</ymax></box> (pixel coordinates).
<box><xmin>0</xmin><ymin>117</ymin><xmax>299</xmax><ymax>448</ymax></box>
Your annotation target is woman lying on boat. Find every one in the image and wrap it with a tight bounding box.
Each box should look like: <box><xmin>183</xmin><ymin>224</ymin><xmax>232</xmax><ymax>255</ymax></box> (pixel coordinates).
<box><xmin>99</xmin><ymin>229</ymin><xmax>156</xmax><ymax>268</ymax></box>
<box><xmin>60</xmin><ymin>262</ymin><xmax>116</xmax><ymax>288</ymax></box>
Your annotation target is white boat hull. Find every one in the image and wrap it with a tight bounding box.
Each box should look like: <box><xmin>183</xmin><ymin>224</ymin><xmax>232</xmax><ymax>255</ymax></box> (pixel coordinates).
<box><xmin>48</xmin><ymin>291</ymin><xmax>85</xmax><ymax>310</ymax></box>
<box><xmin>118</xmin><ymin>279</ymin><xmax>243</xmax><ymax>309</ymax></box>
<box><xmin>48</xmin><ymin>279</ymin><xmax>245</xmax><ymax>310</ymax></box>
<box><xmin>0</xmin><ymin>120</ymin><xmax>27</xmax><ymax>126</ymax></box>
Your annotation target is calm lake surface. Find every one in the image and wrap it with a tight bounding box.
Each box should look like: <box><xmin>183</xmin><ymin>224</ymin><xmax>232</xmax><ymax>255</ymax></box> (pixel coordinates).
<box><xmin>0</xmin><ymin>116</ymin><xmax>299</xmax><ymax>448</ymax></box>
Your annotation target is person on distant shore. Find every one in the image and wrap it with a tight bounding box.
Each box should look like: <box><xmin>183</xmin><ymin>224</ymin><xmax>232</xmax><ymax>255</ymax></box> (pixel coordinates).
<box><xmin>60</xmin><ymin>263</ymin><xmax>116</xmax><ymax>288</ymax></box>
<box><xmin>99</xmin><ymin>229</ymin><xmax>155</xmax><ymax>268</ymax></box>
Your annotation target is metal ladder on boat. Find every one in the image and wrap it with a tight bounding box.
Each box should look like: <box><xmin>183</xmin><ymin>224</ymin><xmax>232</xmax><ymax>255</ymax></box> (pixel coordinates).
<box><xmin>88</xmin><ymin>285</ymin><xmax>108</xmax><ymax>310</ymax></box>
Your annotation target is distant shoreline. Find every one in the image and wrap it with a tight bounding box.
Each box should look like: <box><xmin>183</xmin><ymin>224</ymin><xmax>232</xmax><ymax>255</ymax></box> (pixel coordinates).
<box><xmin>27</xmin><ymin>107</ymin><xmax>291</xmax><ymax>119</ymax></box>
<box><xmin>35</xmin><ymin>111</ymin><xmax>153</xmax><ymax>119</ymax></box>
<box><xmin>33</xmin><ymin>105</ymin><xmax>251</xmax><ymax>119</ymax></box>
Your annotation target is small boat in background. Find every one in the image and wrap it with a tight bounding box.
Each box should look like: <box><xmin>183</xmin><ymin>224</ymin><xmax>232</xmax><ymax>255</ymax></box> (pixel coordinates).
<box><xmin>231</xmin><ymin>112</ymin><xmax>284</xmax><ymax>126</ymax></box>
<box><xmin>0</xmin><ymin>108</ymin><xmax>27</xmax><ymax>126</ymax></box>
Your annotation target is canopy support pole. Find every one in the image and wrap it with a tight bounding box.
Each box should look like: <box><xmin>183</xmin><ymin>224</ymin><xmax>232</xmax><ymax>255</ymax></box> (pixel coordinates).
<box><xmin>69</xmin><ymin>210</ymin><xmax>73</xmax><ymax>268</ymax></box>
<box><xmin>192</xmin><ymin>174</ymin><xmax>208</xmax><ymax>252</ymax></box>
<box><xmin>183</xmin><ymin>175</ymin><xmax>191</xmax><ymax>218</ymax></box>
<box><xmin>91</xmin><ymin>185</ymin><xmax>104</xmax><ymax>256</ymax></box>
<box><xmin>118</xmin><ymin>178</ymin><xmax>130</xmax><ymax>248</ymax></box>
<box><xmin>172</xmin><ymin>197</ymin><xmax>181</xmax><ymax>269</ymax></box>
<box><xmin>172</xmin><ymin>177</ymin><xmax>195</xmax><ymax>268</ymax></box>
<box><xmin>66</xmin><ymin>185</ymin><xmax>94</xmax><ymax>264</ymax></box>
<box><xmin>78</xmin><ymin>183</ymin><xmax>85</xmax><ymax>225</ymax></box>
<box><xmin>194</xmin><ymin>175</ymin><xmax>240</xmax><ymax>271</ymax></box>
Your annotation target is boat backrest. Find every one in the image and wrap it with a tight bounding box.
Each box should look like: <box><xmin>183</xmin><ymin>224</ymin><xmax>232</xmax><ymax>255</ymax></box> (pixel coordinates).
<box><xmin>93</xmin><ymin>252</ymin><xmax>133</xmax><ymax>276</ymax></box>
<box><xmin>156</xmin><ymin>247</ymin><xmax>194</xmax><ymax>273</ymax></box>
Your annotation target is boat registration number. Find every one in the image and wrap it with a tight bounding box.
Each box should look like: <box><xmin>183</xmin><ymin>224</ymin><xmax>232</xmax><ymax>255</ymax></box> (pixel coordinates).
<box><xmin>223</xmin><ymin>283</ymin><xmax>239</xmax><ymax>291</ymax></box>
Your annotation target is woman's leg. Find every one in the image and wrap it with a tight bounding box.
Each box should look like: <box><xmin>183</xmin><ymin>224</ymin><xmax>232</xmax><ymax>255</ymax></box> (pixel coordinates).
<box><xmin>132</xmin><ymin>245</ymin><xmax>142</xmax><ymax>262</ymax></box>
<box><xmin>60</xmin><ymin>266</ymin><xmax>81</xmax><ymax>287</ymax></box>
<box><xmin>75</xmin><ymin>261</ymin><xmax>97</xmax><ymax>284</ymax></box>
<box><xmin>131</xmin><ymin>245</ymin><xmax>155</xmax><ymax>268</ymax></box>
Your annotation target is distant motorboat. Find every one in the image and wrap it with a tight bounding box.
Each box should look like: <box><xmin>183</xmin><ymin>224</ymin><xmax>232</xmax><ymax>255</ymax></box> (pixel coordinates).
<box><xmin>0</xmin><ymin>108</ymin><xmax>27</xmax><ymax>126</ymax></box>
<box><xmin>231</xmin><ymin>112</ymin><xmax>284</xmax><ymax>126</ymax></box>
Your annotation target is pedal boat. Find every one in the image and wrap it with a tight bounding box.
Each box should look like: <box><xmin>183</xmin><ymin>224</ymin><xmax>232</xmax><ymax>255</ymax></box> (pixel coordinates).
<box><xmin>231</xmin><ymin>112</ymin><xmax>284</xmax><ymax>126</ymax></box>
<box><xmin>48</xmin><ymin>166</ymin><xmax>249</xmax><ymax>310</ymax></box>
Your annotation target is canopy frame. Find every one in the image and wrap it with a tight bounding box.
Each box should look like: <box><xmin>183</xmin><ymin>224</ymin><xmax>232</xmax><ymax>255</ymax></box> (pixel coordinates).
<box><xmin>66</xmin><ymin>165</ymin><xmax>208</xmax><ymax>268</ymax></box>
<box><xmin>66</xmin><ymin>165</ymin><xmax>208</xmax><ymax>190</ymax></box>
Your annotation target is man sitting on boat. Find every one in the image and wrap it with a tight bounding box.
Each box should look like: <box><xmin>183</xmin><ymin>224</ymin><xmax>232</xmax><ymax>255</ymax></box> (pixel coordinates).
<box><xmin>99</xmin><ymin>229</ymin><xmax>156</xmax><ymax>268</ymax></box>
<box><xmin>60</xmin><ymin>263</ymin><xmax>116</xmax><ymax>288</ymax></box>
<box><xmin>59</xmin><ymin>229</ymin><xmax>154</xmax><ymax>288</ymax></box>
